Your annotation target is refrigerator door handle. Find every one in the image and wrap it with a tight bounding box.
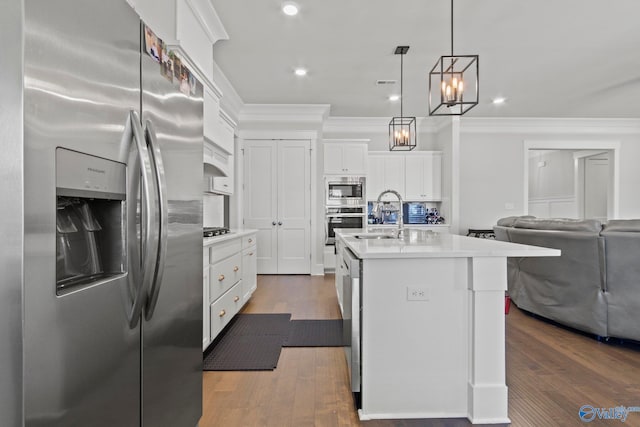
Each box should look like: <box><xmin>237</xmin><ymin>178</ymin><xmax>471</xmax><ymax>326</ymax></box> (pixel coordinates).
<box><xmin>144</xmin><ymin>120</ymin><xmax>168</xmax><ymax>320</ymax></box>
<box><xmin>123</xmin><ymin>110</ymin><xmax>159</xmax><ymax>328</ymax></box>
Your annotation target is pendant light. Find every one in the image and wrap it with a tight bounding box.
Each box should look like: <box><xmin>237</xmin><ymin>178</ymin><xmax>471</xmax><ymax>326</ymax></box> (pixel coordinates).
<box><xmin>389</xmin><ymin>46</ymin><xmax>417</xmax><ymax>151</ymax></box>
<box><xmin>428</xmin><ymin>0</ymin><xmax>479</xmax><ymax>116</ymax></box>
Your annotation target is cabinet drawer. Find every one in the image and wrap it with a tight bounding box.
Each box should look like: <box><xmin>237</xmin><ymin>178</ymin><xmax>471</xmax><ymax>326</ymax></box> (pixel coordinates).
<box><xmin>210</xmin><ymin>238</ymin><xmax>242</xmax><ymax>264</ymax></box>
<box><xmin>210</xmin><ymin>281</ymin><xmax>244</xmax><ymax>340</ymax></box>
<box><xmin>209</xmin><ymin>253</ymin><xmax>242</xmax><ymax>302</ymax></box>
<box><xmin>242</xmin><ymin>233</ymin><xmax>257</xmax><ymax>250</ymax></box>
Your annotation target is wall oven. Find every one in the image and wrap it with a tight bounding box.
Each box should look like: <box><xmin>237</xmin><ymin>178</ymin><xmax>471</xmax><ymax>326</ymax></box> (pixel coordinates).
<box><xmin>325</xmin><ymin>177</ymin><xmax>366</xmax><ymax>207</ymax></box>
<box><xmin>325</xmin><ymin>207</ymin><xmax>365</xmax><ymax>245</ymax></box>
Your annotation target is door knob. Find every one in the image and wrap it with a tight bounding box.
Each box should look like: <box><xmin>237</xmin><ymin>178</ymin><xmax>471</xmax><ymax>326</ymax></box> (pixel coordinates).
<box><xmin>278</xmin><ymin>221</ymin><xmax>283</xmax><ymax>226</ymax></box>
<box><xmin>272</xmin><ymin>221</ymin><xmax>277</xmax><ymax>226</ymax></box>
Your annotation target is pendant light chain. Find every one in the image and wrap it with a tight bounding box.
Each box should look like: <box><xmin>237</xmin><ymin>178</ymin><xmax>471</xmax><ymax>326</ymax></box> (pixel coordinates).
<box><xmin>400</xmin><ymin>52</ymin><xmax>404</xmax><ymax>118</ymax></box>
<box><xmin>450</xmin><ymin>0</ymin><xmax>454</xmax><ymax>57</ymax></box>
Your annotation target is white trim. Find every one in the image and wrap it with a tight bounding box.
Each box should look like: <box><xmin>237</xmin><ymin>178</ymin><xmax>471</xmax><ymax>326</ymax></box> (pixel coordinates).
<box><xmin>238</xmin><ymin>129</ymin><xmax>320</xmax><ymax>141</ymax></box>
<box><xmin>219</xmin><ymin>109</ymin><xmax>236</xmax><ymax>129</ymax></box>
<box><xmin>212</xmin><ymin>60</ymin><xmax>244</xmax><ymax>123</ymax></box>
<box><xmin>323</xmin><ymin>116</ymin><xmax>440</xmax><ymax>134</ymax></box>
<box><xmin>461</xmin><ymin>117</ymin><xmax>640</xmax><ymax>134</ymax></box>
<box><xmin>523</xmin><ymin>140</ymin><xmax>620</xmax><ymax>219</ymax></box>
<box><xmin>239</xmin><ymin>104</ymin><xmax>330</xmax><ymax>124</ymax></box>
<box><xmin>184</xmin><ymin>0</ymin><xmax>229</xmax><ymax>45</ymax></box>
<box><xmin>322</xmin><ymin>138</ymin><xmax>371</xmax><ymax>142</ymax></box>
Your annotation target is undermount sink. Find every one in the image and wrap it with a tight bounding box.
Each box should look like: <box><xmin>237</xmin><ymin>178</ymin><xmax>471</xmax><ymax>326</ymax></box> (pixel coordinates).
<box><xmin>353</xmin><ymin>233</ymin><xmax>397</xmax><ymax>240</ymax></box>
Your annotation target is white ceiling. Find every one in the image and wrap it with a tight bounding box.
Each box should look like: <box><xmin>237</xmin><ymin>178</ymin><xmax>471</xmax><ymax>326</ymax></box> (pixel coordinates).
<box><xmin>210</xmin><ymin>0</ymin><xmax>640</xmax><ymax>119</ymax></box>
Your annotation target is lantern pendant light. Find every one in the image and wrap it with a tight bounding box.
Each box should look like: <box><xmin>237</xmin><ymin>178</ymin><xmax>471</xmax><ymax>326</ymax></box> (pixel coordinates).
<box><xmin>389</xmin><ymin>46</ymin><xmax>417</xmax><ymax>151</ymax></box>
<box><xmin>428</xmin><ymin>0</ymin><xmax>479</xmax><ymax>116</ymax></box>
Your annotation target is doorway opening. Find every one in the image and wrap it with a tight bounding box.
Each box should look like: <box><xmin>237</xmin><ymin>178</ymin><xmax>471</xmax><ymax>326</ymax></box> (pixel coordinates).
<box><xmin>523</xmin><ymin>141</ymin><xmax>619</xmax><ymax>220</ymax></box>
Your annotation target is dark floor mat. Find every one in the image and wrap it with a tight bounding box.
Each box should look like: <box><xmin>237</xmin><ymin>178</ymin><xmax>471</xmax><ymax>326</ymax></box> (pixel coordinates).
<box><xmin>283</xmin><ymin>319</ymin><xmax>344</xmax><ymax>347</ymax></box>
<box><xmin>203</xmin><ymin>313</ymin><xmax>291</xmax><ymax>371</ymax></box>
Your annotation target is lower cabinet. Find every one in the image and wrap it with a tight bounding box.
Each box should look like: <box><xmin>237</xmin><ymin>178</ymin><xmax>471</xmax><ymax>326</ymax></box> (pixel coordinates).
<box><xmin>203</xmin><ymin>231</ymin><xmax>258</xmax><ymax>350</ymax></box>
<box><xmin>241</xmin><ymin>236</ymin><xmax>257</xmax><ymax>302</ymax></box>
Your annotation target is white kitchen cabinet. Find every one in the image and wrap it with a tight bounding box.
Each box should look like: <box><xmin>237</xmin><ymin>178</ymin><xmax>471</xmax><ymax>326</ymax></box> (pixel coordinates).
<box><xmin>203</xmin><ymin>141</ymin><xmax>234</xmax><ymax>195</ymax></box>
<box><xmin>241</xmin><ymin>233</ymin><xmax>257</xmax><ymax>302</ymax></box>
<box><xmin>203</xmin><ymin>86</ymin><xmax>222</xmax><ymax>145</ymax></box>
<box><xmin>367</xmin><ymin>153</ymin><xmax>405</xmax><ymax>201</ymax></box>
<box><xmin>324</xmin><ymin>142</ymin><xmax>368</xmax><ymax>175</ymax></box>
<box><xmin>202</xmin><ymin>248</ymin><xmax>210</xmax><ymax>349</ymax></box>
<box><xmin>203</xmin><ymin>231</ymin><xmax>258</xmax><ymax>349</ymax></box>
<box><xmin>405</xmin><ymin>152</ymin><xmax>442</xmax><ymax>201</ymax></box>
<box><xmin>128</xmin><ymin>0</ymin><xmax>228</xmax><ymax>90</ymax></box>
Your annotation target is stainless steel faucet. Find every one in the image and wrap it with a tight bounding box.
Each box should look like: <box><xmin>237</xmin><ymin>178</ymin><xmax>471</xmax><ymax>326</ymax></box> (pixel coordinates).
<box><xmin>374</xmin><ymin>189</ymin><xmax>404</xmax><ymax>238</ymax></box>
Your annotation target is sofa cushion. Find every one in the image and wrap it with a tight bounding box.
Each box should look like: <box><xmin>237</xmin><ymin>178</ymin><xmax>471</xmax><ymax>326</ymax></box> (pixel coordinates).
<box><xmin>513</xmin><ymin>217</ymin><xmax>602</xmax><ymax>232</ymax></box>
<box><xmin>496</xmin><ymin>215</ymin><xmax>535</xmax><ymax>227</ymax></box>
<box><xmin>602</xmin><ymin>219</ymin><xmax>640</xmax><ymax>233</ymax></box>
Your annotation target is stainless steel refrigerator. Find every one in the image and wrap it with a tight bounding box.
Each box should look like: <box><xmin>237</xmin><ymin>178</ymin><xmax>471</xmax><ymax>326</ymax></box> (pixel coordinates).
<box><xmin>0</xmin><ymin>1</ymin><xmax>203</xmax><ymax>426</ymax></box>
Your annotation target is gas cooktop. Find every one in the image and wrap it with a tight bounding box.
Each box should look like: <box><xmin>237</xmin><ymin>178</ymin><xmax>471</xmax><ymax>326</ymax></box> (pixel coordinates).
<box><xmin>203</xmin><ymin>227</ymin><xmax>230</xmax><ymax>238</ymax></box>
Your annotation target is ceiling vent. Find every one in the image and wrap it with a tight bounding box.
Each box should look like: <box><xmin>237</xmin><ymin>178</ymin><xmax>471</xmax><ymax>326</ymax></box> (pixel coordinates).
<box><xmin>376</xmin><ymin>79</ymin><xmax>397</xmax><ymax>85</ymax></box>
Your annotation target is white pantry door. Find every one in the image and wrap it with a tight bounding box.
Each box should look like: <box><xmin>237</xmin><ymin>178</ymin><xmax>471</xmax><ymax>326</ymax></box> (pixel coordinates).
<box><xmin>243</xmin><ymin>140</ymin><xmax>311</xmax><ymax>274</ymax></box>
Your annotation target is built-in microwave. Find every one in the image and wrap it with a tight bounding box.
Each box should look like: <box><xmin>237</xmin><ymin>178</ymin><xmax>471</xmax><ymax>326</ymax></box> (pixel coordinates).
<box><xmin>325</xmin><ymin>177</ymin><xmax>365</xmax><ymax>207</ymax></box>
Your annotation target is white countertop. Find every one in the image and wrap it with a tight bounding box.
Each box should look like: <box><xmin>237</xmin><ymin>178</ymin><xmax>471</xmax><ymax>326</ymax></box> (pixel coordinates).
<box><xmin>336</xmin><ymin>228</ymin><xmax>560</xmax><ymax>259</ymax></box>
<box><xmin>203</xmin><ymin>228</ymin><xmax>257</xmax><ymax>246</ymax></box>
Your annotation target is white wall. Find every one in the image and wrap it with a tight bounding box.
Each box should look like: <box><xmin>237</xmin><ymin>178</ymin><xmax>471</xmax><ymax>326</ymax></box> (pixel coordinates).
<box><xmin>528</xmin><ymin>150</ymin><xmax>578</xmax><ymax>218</ymax></box>
<box><xmin>458</xmin><ymin>120</ymin><xmax>640</xmax><ymax>234</ymax></box>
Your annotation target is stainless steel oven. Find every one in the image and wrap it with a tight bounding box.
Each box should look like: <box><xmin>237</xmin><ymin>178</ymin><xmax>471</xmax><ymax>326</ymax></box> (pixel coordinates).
<box><xmin>325</xmin><ymin>176</ymin><xmax>366</xmax><ymax>206</ymax></box>
<box><xmin>325</xmin><ymin>207</ymin><xmax>365</xmax><ymax>245</ymax></box>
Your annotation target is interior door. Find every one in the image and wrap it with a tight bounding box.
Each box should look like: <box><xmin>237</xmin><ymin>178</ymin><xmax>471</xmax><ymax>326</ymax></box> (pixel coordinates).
<box><xmin>244</xmin><ymin>141</ymin><xmax>279</xmax><ymax>274</ymax></box>
<box><xmin>243</xmin><ymin>140</ymin><xmax>311</xmax><ymax>274</ymax></box>
<box><xmin>277</xmin><ymin>141</ymin><xmax>311</xmax><ymax>273</ymax></box>
<box><xmin>584</xmin><ymin>155</ymin><xmax>609</xmax><ymax>221</ymax></box>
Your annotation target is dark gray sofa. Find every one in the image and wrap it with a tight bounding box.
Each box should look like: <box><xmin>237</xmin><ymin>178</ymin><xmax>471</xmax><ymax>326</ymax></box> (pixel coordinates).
<box><xmin>495</xmin><ymin>216</ymin><xmax>640</xmax><ymax>341</ymax></box>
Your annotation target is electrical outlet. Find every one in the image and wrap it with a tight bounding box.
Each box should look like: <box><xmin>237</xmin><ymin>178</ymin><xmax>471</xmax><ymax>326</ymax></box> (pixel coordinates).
<box><xmin>407</xmin><ymin>286</ymin><xmax>429</xmax><ymax>301</ymax></box>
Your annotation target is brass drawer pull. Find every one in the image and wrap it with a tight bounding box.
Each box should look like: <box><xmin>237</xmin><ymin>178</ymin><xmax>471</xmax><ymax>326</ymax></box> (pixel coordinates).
<box><xmin>219</xmin><ymin>309</ymin><xmax>226</xmax><ymax>317</ymax></box>
<box><xmin>249</xmin><ymin>252</ymin><xmax>254</xmax><ymax>256</ymax></box>
<box><xmin>233</xmin><ymin>266</ymin><xmax>239</xmax><ymax>272</ymax></box>
<box><xmin>233</xmin><ymin>296</ymin><xmax>240</xmax><ymax>302</ymax></box>
<box><xmin>218</xmin><ymin>274</ymin><xmax>225</xmax><ymax>281</ymax></box>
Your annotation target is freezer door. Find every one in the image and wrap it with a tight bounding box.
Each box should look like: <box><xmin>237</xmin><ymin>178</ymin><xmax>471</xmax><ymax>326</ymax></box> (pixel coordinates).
<box><xmin>140</xmin><ymin>31</ymin><xmax>204</xmax><ymax>427</ymax></box>
<box><xmin>23</xmin><ymin>0</ymin><xmax>142</xmax><ymax>426</ymax></box>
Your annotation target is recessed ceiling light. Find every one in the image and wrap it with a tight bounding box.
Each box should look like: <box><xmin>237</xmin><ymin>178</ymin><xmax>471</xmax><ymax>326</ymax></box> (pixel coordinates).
<box><xmin>294</xmin><ymin>68</ymin><xmax>307</xmax><ymax>76</ymax></box>
<box><xmin>492</xmin><ymin>97</ymin><xmax>506</xmax><ymax>105</ymax></box>
<box><xmin>389</xmin><ymin>95</ymin><xmax>400</xmax><ymax>102</ymax></box>
<box><xmin>282</xmin><ymin>2</ymin><xmax>299</xmax><ymax>16</ymax></box>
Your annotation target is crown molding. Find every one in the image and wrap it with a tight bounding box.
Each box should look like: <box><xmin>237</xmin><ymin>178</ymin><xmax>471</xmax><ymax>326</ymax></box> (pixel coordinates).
<box><xmin>188</xmin><ymin>0</ymin><xmax>229</xmax><ymax>46</ymax></box>
<box><xmin>239</xmin><ymin>104</ymin><xmax>330</xmax><ymax>124</ymax></box>
<box><xmin>212</xmin><ymin>61</ymin><xmax>243</xmax><ymax>123</ymax></box>
<box><xmin>323</xmin><ymin>116</ymin><xmax>440</xmax><ymax>134</ymax></box>
<box><xmin>238</xmin><ymin>129</ymin><xmax>320</xmax><ymax>141</ymax></box>
<box><xmin>459</xmin><ymin>117</ymin><xmax>640</xmax><ymax>134</ymax></box>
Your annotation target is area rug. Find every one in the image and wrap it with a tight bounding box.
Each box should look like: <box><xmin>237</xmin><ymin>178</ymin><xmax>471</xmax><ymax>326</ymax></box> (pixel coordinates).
<box><xmin>283</xmin><ymin>319</ymin><xmax>344</xmax><ymax>347</ymax></box>
<box><xmin>203</xmin><ymin>313</ymin><xmax>291</xmax><ymax>371</ymax></box>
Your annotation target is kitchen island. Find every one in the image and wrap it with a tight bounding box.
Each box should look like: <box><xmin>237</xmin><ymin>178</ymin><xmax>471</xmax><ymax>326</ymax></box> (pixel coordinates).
<box><xmin>335</xmin><ymin>229</ymin><xmax>559</xmax><ymax>424</ymax></box>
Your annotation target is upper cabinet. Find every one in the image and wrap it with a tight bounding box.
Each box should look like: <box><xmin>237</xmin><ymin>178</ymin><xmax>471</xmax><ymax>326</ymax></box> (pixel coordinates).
<box><xmin>127</xmin><ymin>0</ymin><xmax>229</xmax><ymax>90</ymax></box>
<box><xmin>404</xmin><ymin>152</ymin><xmax>442</xmax><ymax>201</ymax></box>
<box><xmin>323</xmin><ymin>142</ymin><xmax>368</xmax><ymax>175</ymax></box>
<box><xmin>367</xmin><ymin>151</ymin><xmax>442</xmax><ymax>202</ymax></box>
<box><xmin>367</xmin><ymin>153</ymin><xmax>405</xmax><ymax>201</ymax></box>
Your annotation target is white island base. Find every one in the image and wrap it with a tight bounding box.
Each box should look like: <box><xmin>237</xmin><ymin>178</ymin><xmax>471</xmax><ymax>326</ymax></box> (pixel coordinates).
<box><xmin>336</xmin><ymin>230</ymin><xmax>559</xmax><ymax>424</ymax></box>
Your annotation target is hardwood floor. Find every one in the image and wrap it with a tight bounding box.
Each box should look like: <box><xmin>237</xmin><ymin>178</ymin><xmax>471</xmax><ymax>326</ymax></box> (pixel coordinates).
<box><xmin>201</xmin><ymin>275</ymin><xmax>640</xmax><ymax>426</ymax></box>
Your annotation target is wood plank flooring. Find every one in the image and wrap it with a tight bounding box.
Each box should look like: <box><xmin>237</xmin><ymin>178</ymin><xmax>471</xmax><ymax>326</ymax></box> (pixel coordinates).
<box><xmin>201</xmin><ymin>275</ymin><xmax>640</xmax><ymax>426</ymax></box>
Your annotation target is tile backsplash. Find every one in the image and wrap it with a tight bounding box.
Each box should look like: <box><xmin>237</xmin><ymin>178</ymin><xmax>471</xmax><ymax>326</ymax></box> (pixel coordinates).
<box><xmin>203</xmin><ymin>193</ymin><xmax>224</xmax><ymax>228</ymax></box>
